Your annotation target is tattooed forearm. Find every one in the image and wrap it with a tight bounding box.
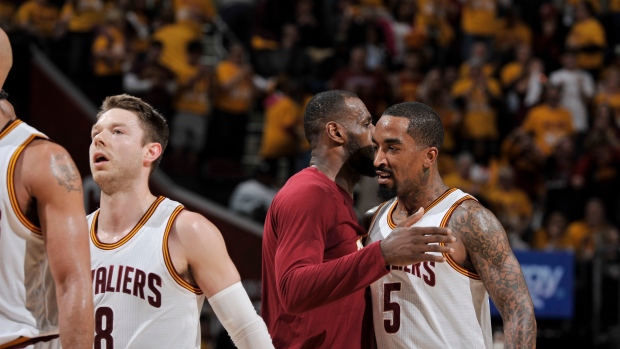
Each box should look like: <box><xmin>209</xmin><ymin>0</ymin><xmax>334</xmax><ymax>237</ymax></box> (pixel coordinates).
<box><xmin>50</xmin><ymin>154</ymin><xmax>82</xmax><ymax>193</ymax></box>
<box><xmin>450</xmin><ymin>201</ymin><xmax>536</xmax><ymax>349</ymax></box>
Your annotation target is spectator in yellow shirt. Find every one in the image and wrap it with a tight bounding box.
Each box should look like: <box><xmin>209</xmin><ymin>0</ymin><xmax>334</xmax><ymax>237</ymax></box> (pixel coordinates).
<box><xmin>91</xmin><ymin>7</ymin><xmax>126</xmax><ymax>104</ymax></box>
<box><xmin>566</xmin><ymin>1</ymin><xmax>606</xmax><ymax>74</ymax></box>
<box><xmin>594</xmin><ymin>69</ymin><xmax>620</xmax><ymax>115</ymax></box>
<box><xmin>14</xmin><ymin>0</ymin><xmax>59</xmax><ymax>39</ymax></box>
<box><xmin>565</xmin><ymin>197</ymin><xmax>617</xmax><ymax>260</ymax></box>
<box><xmin>460</xmin><ymin>0</ymin><xmax>498</xmax><ymax>59</ymax></box>
<box><xmin>152</xmin><ymin>8</ymin><xmax>203</xmax><ymax>79</ymax></box>
<box><xmin>170</xmin><ymin>40</ymin><xmax>212</xmax><ymax>175</ymax></box>
<box><xmin>442</xmin><ymin>151</ymin><xmax>484</xmax><ymax>196</ymax></box>
<box><xmin>522</xmin><ymin>84</ymin><xmax>575</xmax><ymax>158</ymax></box>
<box><xmin>531</xmin><ymin>211</ymin><xmax>572</xmax><ymax>251</ymax></box>
<box><xmin>485</xmin><ymin>165</ymin><xmax>533</xmax><ymax>250</ymax></box>
<box><xmin>206</xmin><ymin>43</ymin><xmax>255</xmax><ymax>173</ymax></box>
<box><xmin>494</xmin><ymin>8</ymin><xmax>532</xmax><ymax>59</ymax></box>
<box><xmin>458</xmin><ymin>41</ymin><xmax>495</xmax><ymax>78</ymax></box>
<box><xmin>58</xmin><ymin>0</ymin><xmax>105</xmax><ymax>87</ymax></box>
<box><xmin>452</xmin><ymin>62</ymin><xmax>502</xmax><ymax>144</ymax></box>
<box><xmin>259</xmin><ymin>78</ymin><xmax>303</xmax><ymax>181</ymax></box>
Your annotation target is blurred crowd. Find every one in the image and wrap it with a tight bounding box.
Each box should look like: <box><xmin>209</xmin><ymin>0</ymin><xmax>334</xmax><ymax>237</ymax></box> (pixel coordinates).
<box><xmin>2</xmin><ymin>0</ymin><xmax>620</xmax><ymax>345</ymax></box>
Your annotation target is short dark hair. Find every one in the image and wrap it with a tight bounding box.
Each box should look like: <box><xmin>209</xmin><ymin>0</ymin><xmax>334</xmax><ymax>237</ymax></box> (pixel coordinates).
<box><xmin>97</xmin><ymin>94</ymin><xmax>169</xmax><ymax>173</ymax></box>
<box><xmin>382</xmin><ymin>102</ymin><xmax>444</xmax><ymax>149</ymax></box>
<box><xmin>303</xmin><ymin>90</ymin><xmax>359</xmax><ymax>146</ymax></box>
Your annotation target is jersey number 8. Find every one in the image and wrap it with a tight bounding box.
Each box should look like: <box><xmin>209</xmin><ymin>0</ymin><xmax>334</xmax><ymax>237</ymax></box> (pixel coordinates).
<box><xmin>95</xmin><ymin>306</ymin><xmax>114</xmax><ymax>349</ymax></box>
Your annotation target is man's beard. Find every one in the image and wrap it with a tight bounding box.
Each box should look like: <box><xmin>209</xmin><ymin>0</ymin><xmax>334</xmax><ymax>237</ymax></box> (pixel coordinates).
<box><xmin>344</xmin><ymin>135</ymin><xmax>376</xmax><ymax>177</ymax></box>
<box><xmin>377</xmin><ymin>183</ymin><xmax>396</xmax><ymax>200</ymax></box>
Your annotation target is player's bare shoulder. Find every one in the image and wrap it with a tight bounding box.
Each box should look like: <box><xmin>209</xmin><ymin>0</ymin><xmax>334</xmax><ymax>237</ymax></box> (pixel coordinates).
<box><xmin>170</xmin><ymin>209</ymin><xmax>226</xmax><ymax>256</ymax></box>
<box><xmin>448</xmin><ymin>199</ymin><xmax>510</xmax><ymax>262</ymax></box>
<box><xmin>19</xmin><ymin>139</ymin><xmax>82</xmax><ymax>194</ymax></box>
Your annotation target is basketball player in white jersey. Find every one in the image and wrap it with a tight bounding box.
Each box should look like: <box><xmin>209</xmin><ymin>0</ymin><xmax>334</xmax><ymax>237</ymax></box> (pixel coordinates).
<box><xmin>0</xmin><ymin>29</ymin><xmax>94</xmax><ymax>348</ymax></box>
<box><xmin>88</xmin><ymin>94</ymin><xmax>273</xmax><ymax>349</ymax></box>
<box><xmin>366</xmin><ymin>102</ymin><xmax>536</xmax><ymax>348</ymax></box>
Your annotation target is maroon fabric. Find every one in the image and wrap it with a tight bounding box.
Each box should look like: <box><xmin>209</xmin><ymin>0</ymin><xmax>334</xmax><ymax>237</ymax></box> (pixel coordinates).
<box><xmin>261</xmin><ymin>167</ymin><xmax>388</xmax><ymax>349</ymax></box>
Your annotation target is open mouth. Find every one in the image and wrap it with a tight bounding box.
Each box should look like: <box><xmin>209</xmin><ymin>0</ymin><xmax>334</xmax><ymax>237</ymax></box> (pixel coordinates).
<box><xmin>94</xmin><ymin>154</ymin><xmax>109</xmax><ymax>163</ymax></box>
<box><xmin>376</xmin><ymin>170</ymin><xmax>392</xmax><ymax>183</ymax></box>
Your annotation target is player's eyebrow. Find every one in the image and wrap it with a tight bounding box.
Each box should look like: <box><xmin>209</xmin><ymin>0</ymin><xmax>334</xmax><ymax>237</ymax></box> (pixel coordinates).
<box><xmin>383</xmin><ymin>138</ymin><xmax>403</xmax><ymax>145</ymax></box>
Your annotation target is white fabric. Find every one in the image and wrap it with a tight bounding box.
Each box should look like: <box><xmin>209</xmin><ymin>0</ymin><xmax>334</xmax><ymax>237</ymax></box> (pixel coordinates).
<box><xmin>208</xmin><ymin>282</ymin><xmax>274</xmax><ymax>349</ymax></box>
<box><xmin>0</xmin><ymin>121</ymin><xmax>58</xmax><ymax>346</ymax></box>
<box><xmin>89</xmin><ymin>197</ymin><xmax>206</xmax><ymax>349</ymax></box>
<box><xmin>549</xmin><ymin>68</ymin><xmax>596</xmax><ymax>132</ymax></box>
<box><xmin>366</xmin><ymin>189</ymin><xmax>493</xmax><ymax>349</ymax></box>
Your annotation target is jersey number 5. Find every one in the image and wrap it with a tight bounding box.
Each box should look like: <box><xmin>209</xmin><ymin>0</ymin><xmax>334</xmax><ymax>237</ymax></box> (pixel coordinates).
<box><xmin>384</xmin><ymin>282</ymin><xmax>401</xmax><ymax>334</ymax></box>
<box><xmin>95</xmin><ymin>306</ymin><xmax>114</xmax><ymax>349</ymax></box>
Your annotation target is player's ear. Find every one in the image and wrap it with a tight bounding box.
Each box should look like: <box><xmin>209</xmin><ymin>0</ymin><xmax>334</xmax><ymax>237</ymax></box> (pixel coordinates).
<box><xmin>144</xmin><ymin>142</ymin><xmax>162</xmax><ymax>167</ymax></box>
<box><xmin>326</xmin><ymin>121</ymin><xmax>345</xmax><ymax>144</ymax></box>
<box><xmin>424</xmin><ymin>147</ymin><xmax>438</xmax><ymax>168</ymax></box>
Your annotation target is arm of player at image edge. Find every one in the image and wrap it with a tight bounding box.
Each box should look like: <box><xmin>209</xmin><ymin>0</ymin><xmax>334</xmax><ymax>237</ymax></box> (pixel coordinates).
<box><xmin>453</xmin><ymin>200</ymin><xmax>537</xmax><ymax>349</ymax></box>
<box><xmin>175</xmin><ymin>211</ymin><xmax>274</xmax><ymax>349</ymax></box>
<box><xmin>28</xmin><ymin>141</ymin><xmax>94</xmax><ymax>348</ymax></box>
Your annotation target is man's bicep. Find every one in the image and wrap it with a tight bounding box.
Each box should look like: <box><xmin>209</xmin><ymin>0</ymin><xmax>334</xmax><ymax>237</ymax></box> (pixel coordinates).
<box><xmin>177</xmin><ymin>212</ymin><xmax>241</xmax><ymax>298</ymax></box>
<box><xmin>453</xmin><ymin>202</ymin><xmax>530</xmax><ymax>314</ymax></box>
<box><xmin>29</xmin><ymin>144</ymin><xmax>90</xmax><ymax>283</ymax></box>
<box><xmin>273</xmin><ymin>195</ymin><xmax>334</xmax><ymax>275</ymax></box>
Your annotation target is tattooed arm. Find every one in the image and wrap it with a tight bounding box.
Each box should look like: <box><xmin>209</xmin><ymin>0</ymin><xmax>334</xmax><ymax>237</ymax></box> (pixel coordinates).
<box><xmin>450</xmin><ymin>200</ymin><xmax>536</xmax><ymax>349</ymax></box>
<box><xmin>19</xmin><ymin>140</ymin><xmax>94</xmax><ymax>349</ymax></box>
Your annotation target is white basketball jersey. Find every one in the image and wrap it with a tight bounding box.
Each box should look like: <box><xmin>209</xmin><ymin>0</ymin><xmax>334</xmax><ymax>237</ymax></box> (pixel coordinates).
<box><xmin>88</xmin><ymin>197</ymin><xmax>206</xmax><ymax>349</ymax></box>
<box><xmin>0</xmin><ymin>120</ymin><xmax>60</xmax><ymax>347</ymax></box>
<box><xmin>367</xmin><ymin>188</ymin><xmax>492</xmax><ymax>349</ymax></box>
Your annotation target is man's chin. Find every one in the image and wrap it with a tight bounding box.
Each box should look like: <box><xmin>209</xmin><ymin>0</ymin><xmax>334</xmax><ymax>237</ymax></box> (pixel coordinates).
<box><xmin>377</xmin><ymin>184</ymin><xmax>396</xmax><ymax>200</ymax></box>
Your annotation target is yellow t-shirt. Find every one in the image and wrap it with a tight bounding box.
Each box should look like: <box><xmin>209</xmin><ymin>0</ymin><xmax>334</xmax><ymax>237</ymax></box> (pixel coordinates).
<box><xmin>174</xmin><ymin>66</ymin><xmax>210</xmax><ymax>116</ymax></box>
<box><xmin>566</xmin><ymin>18</ymin><xmax>606</xmax><ymax>69</ymax></box>
<box><xmin>500</xmin><ymin>62</ymin><xmax>524</xmax><ymax>87</ymax></box>
<box><xmin>452</xmin><ymin>77</ymin><xmax>502</xmax><ymax>139</ymax></box>
<box><xmin>531</xmin><ymin>228</ymin><xmax>572</xmax><ymax>250</ymax></box>
<box><xmin>494</xmin><ymin>20</ymin><xmax>532</xmax><ymax>49</ymax></box>
<box><xmin>485</xmin><ymin>187</ymin><xmax>533</xmax><ymax>221</ymax></box>
<box><xmin>260</xmin><ymin>94</ymin><xmax>302</xmax><ymax>159</ymax></box>
<box><xmin>15</xmin><ymin>0</ymin><xmax>59</xmax><ymax>37</ymax></box>
<box><xmin>443</xmin><ymin>172</ymin><xmax>478</xmax><ymax>194</ymax></box>
<box><xmin>92</xmin><ymin>26</ymin><xmax>124</xmax><ymax>76</ymax></box>
<box><xmin>214</xmin><ymin>61</ymin><xmax>253</xmax><ymax>114</ymax></box>
<box><xmin>153</xmin><ymin>20</ymin><xmax>202</xmax><ymax>77</ymax></box>
<box><xmin>60</xmin><ymin>0</ymin><xmax>105</xmax><ymax>33</ymax></box>
<box><xmin>522</xmin><ymin>105</ymin><xmax>574</xmax><ymax>157</ymax></box>
<box><xmin>594</xmin><ymin>92</ymin><xmax>620</xmax><ymax>113</ymax></box>
<box><xmin>458</xmin><ymin>62</ymin><xmax>495</xmax><ymax>78</ymax></box>
<box><xmin>461</xmin><ymin>0</ymin><xmax>497</xmax><ymax>36</ymax></box>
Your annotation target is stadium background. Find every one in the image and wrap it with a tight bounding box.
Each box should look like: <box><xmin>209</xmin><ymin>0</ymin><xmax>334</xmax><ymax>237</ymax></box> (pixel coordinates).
<box><xmin>2</xmin><ymin>0</ymin><xmax>620</xmax><ymax>347</ymax></box>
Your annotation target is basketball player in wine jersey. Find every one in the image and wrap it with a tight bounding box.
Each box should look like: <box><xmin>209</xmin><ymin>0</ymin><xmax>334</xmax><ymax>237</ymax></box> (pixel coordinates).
<box><xmin>366</xmin><ymin>102</ymin><xmax>536</xmax><ymax>348</ymax></box>
<box><xmin>88</xmin><ymin>94</ymin><xmax>273</xmax><ymax>348</ymax></box>
<box><xmin>0</xmin><ymin>29</ymin><xmax>94</xmax><ymax>349</ymax></box>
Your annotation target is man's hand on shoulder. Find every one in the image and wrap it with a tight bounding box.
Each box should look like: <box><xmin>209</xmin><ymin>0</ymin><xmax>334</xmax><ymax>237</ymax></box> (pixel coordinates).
<box><xmin>380</xmin><ymin>207</ymin><xmax>455</xmax><ymax>266</ymax></box>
